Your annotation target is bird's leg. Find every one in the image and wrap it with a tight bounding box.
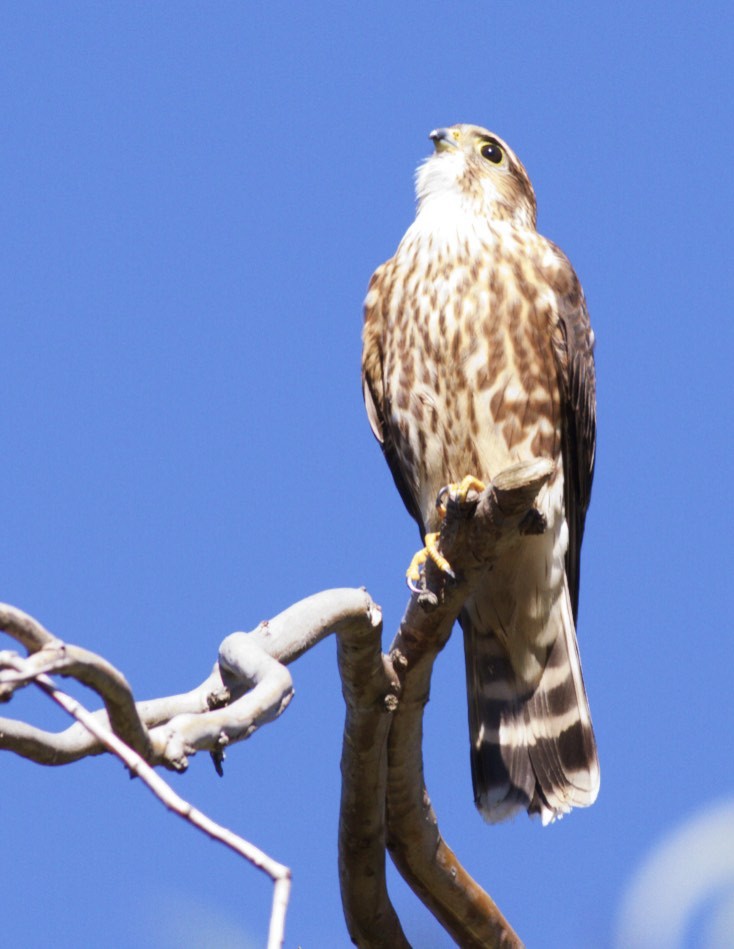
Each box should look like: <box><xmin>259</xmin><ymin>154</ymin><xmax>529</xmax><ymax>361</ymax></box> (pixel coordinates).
<box><xmin>406</xmin><ymin>476</ymin><xmax>486</xmax><ymax>592</ymax></box>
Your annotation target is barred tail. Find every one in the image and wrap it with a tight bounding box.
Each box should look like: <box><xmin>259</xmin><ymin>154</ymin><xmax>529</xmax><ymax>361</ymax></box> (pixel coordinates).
<box><xmin>462</xmin><ymin>582</ymin><xmax>599</xmax><ymax>825</ymax></box>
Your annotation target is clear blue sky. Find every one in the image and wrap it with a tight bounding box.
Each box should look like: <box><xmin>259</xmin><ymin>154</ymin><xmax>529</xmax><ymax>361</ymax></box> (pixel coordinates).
<box><xmin>2</xmin><ymin>4</ymin><xmax>733</xmax><ymax>947</ymax></box>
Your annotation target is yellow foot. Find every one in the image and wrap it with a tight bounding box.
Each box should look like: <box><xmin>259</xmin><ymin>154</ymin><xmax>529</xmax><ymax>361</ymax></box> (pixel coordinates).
<box><xmin>406</xmin><ymin>531</ymin><xmax>455</xmax><ymax>592</ymax></box>
<box><xmin>436</xmin><ymin>475</ymin><xmax>487</xmax><ymax>512</ymax></box>
<box><xmin>406</xmin><ymin>476</ymin><xmax>486</xmax><ymax>593</ymax></box>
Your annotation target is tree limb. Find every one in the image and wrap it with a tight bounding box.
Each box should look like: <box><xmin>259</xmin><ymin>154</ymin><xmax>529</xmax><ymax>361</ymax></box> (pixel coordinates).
<box><xmin>0</xmin><ymin>462</ymin><xmax>551</xmax><ymax>946</ymax></box>
<box><xmin>384</xmin><ymin>460</ymin><xmax>552</xmax><ymax>948</ymax></box>
<box><xmin>0</xmin><ymin>589</ymin><xmax>377</xmax><ymax>769</ymax></box>
<box><xmin>1</xmin><ymin>651</ymin><xmax>291</xmax><ymax>949</ymax></box>
<box><xmin>0</xmin><ymin>606</ymin><xmax>153</xmax><ymax>760</ymax></box>
<box><xmin>336</xmin><ymin>590</ymin><xmax>409</xmax><ymax>948</ymax></box>
<box><xmin>0</xmin><ymin>590</ymin><xmax>385</xmax><ymax>947</ymax></box>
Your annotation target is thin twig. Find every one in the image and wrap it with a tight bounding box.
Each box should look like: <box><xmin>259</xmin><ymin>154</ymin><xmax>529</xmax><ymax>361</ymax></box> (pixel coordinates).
<box><xmin>0</xmin><ymin>634</ymin><xmax>154</xmax><ymax>759</ymax></box>
<box><xmin>2</xmin><ymin>652</ymin><xmax>292</xmax><ymax>949</ymax></box>
<box><xmin>0</xmin><ymin>590</ymin><xmax>379</xmax><ymax>768</ymax></box>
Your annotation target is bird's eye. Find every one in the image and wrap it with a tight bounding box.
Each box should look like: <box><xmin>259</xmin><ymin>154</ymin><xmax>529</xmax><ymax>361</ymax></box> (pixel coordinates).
<box><xmin>480</xmin><ymin>141</ymin><xmax>504</xmax><ymax>164</ymax></box>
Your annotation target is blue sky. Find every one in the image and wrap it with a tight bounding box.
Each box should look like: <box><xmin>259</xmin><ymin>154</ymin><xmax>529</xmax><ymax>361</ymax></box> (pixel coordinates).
<box><xmin>2</xmin><ymin>3</ymin><xmax>733</xmax><ymax>947</ymax></box>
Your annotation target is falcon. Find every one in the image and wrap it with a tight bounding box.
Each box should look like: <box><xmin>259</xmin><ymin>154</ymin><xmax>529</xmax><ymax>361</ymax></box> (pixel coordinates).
<box><xmin>361</xmin><ymin>124</ymin><xmax>599</xmax><ymax>824</ymax></box>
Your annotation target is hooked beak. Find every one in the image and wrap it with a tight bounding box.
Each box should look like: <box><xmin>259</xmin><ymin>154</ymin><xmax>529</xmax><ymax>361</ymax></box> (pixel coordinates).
<box><xmin>429</xmin><ymin>127</ymin><xmax>460</xmax><ymax>153</ymax></box>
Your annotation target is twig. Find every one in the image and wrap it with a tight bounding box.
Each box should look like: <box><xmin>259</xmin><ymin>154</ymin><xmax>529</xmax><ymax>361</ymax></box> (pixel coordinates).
<box><xmin>0</xmin><ymin>665</ymin><xmax>225</xmax><ymax>765</ymax></box>
<box><xmin>1</xmin><ymin>652</ymin><xmax>292</xmax><ymax>949</ymax></box>
<box><xmin>0</xmin><ymin>617</ymin><xmax>153</xmax><ymax>760</ymax></box>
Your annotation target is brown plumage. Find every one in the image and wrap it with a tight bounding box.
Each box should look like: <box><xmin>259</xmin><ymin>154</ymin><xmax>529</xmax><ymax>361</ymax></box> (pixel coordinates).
<box><xmin>362</xmin><ymin>124</ymin><xmax>599</xmax><ymax>823</ymax></box>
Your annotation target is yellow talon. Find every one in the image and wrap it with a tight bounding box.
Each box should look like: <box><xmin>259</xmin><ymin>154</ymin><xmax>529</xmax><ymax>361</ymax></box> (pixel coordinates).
<box><xmin>406</xmin><ymin>476</ymin><xmax>486</xmax><ymax>591</ymax></box>
<box><xmin>425</xmin><ymin>532</ymin><xmax>454</xmax><ymax>575</ymax></box>
<box><xmin>406</xmin><ymin>556</ymin><xmax>424</xmax><ymax>585</ymax></box>
<box><xmin>456</xmin><ymin>474</ymin><xmax>486</xmax><ymax>499</ymax></box>
<box><xmin>437</xmin><ymin>474</ymin><xmax>487</xmax><ymax>512</ymax></box>
<box><xmin>406</xmin><ymin>531</ymin><xmax>455</xmax><ymax>591</ymax></box>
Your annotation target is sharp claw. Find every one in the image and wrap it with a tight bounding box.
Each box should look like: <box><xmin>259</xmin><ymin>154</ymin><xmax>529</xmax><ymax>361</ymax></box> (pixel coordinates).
<box><xmin>407</xmin><ymin>574</ymin><xmax>424</xmax><ymax>594</ymax></box>
<box><xmin>406</xmin><ymin>547</ymin><xmax>428</xmax><ymax>589</ymax></box>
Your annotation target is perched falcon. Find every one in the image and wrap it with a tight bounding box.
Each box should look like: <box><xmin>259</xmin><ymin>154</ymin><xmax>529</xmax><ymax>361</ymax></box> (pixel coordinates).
<box><xmin>362</xmin><ymin>124</ymin><xmax>599</xmax><ymax>824</ymax></box>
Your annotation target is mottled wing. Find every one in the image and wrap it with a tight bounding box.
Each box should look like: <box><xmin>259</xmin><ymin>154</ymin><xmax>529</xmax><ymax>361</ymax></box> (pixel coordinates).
<box><xmin>550</xmin><ymin>251</ymin><xmax>596</xmax><ymax>621</ymax></box>
<box><xmin>467</xmin><ymin>244</ymin><xmax>599</xmax><ymax>823</ymax></box>
<box><xmin>361</xmin><ymin>264</ymin><xmax>425</xmax><ymax>533</ymax></box>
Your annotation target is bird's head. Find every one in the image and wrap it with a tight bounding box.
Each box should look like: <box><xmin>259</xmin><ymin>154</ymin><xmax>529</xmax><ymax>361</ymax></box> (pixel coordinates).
<box><xmin>415</xmin><ymin>124</ymin><xmax>537</xmax><ymax>229</ymax></box>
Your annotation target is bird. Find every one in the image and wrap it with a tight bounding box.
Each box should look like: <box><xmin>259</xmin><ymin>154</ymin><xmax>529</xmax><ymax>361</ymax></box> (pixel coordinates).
<box><xmin>361</xmin><ymin>123</ymin><xmax>599</xmax><ymax>824</ymax></box>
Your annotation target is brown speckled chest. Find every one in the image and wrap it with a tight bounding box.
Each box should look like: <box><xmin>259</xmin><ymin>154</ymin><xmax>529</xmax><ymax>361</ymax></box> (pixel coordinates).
<box><xmin>367</xmin><ymin>225</ymin><xmax>564</xmax><ymax>531</ymax></box>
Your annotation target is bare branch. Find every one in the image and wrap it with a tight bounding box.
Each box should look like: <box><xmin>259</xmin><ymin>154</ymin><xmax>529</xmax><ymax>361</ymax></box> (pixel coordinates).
<box><xmin>384</xmin><ymin>460</ymin><xmax>553</xmax><ymax>948</ymax></box>
<box><xmin>0</xmin><ymin>603</ymin><xmax>55</xmax><ymax>652</ymax></box>
<box><xmin>0</xmin><ymin>666</ymin><xmax>226</xmax><ymax>765</ymax></box>
<box><xmin>0</xmin><ymin>589</ymin><xmax>378</xmax><ymax>769</ymax></box>
<box><xmin>1</xmin><ymin>478</ymin><xmax>548</xmax><ymax>949</ymax></box>
<box><xmin>336</xmin><ymin>591</ymin><xmax>409</xmax><ymax>948</ymax></box>
<box><xmin>151</xmin><ymin>634</ymin><xmax>295</xmax><ymax>771</ymax></box>
<box><xmin>0</xmin><ymin>636</ymin><xmax>154</xmax><ymax>760</ymax></box>
<box><xmin>247</xmin><ymin>587</ymin><xmax>383</xmax><ymax>664</ymax></box>
<box><xmin>1</xmin><ymin>651</ymin><xmax>292</xmax><ymax>949</ymax></box>
<box><xmin>1</xmin><ymin>591</ymin><xmax>389</xmax><ymax>946</ymax></box>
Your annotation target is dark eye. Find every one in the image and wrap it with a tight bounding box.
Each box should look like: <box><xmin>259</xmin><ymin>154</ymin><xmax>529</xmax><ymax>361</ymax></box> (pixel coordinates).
<box><xmin>480</xmin><ymin>141</ymin><xmax>503</xmax><ymax>164</ymax></box>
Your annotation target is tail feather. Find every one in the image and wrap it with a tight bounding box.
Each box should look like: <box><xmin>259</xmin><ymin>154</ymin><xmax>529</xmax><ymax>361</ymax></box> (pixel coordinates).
<box><xmin>462</xmin><ymin>581</ymin><xmax>599</xmax><ymax>825</ymax></box>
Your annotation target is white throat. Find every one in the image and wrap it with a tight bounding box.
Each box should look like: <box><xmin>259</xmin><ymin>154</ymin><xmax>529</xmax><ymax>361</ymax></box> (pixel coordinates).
<box><xmin>403</xmin><ymin>154</ymin><xmax>499</xmax><ymax>252</ymax></box>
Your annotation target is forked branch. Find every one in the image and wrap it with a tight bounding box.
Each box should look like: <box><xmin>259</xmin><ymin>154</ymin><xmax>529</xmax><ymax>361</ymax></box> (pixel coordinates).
<box><xmin>384</xmin><ymin>460</ymin><xmax>552</xmax><ymax>948</ymax></box>
<box><xmin>1</xmin><ymin>460</ymin><xmax>551</xmax><ymax>947</ymax></box>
